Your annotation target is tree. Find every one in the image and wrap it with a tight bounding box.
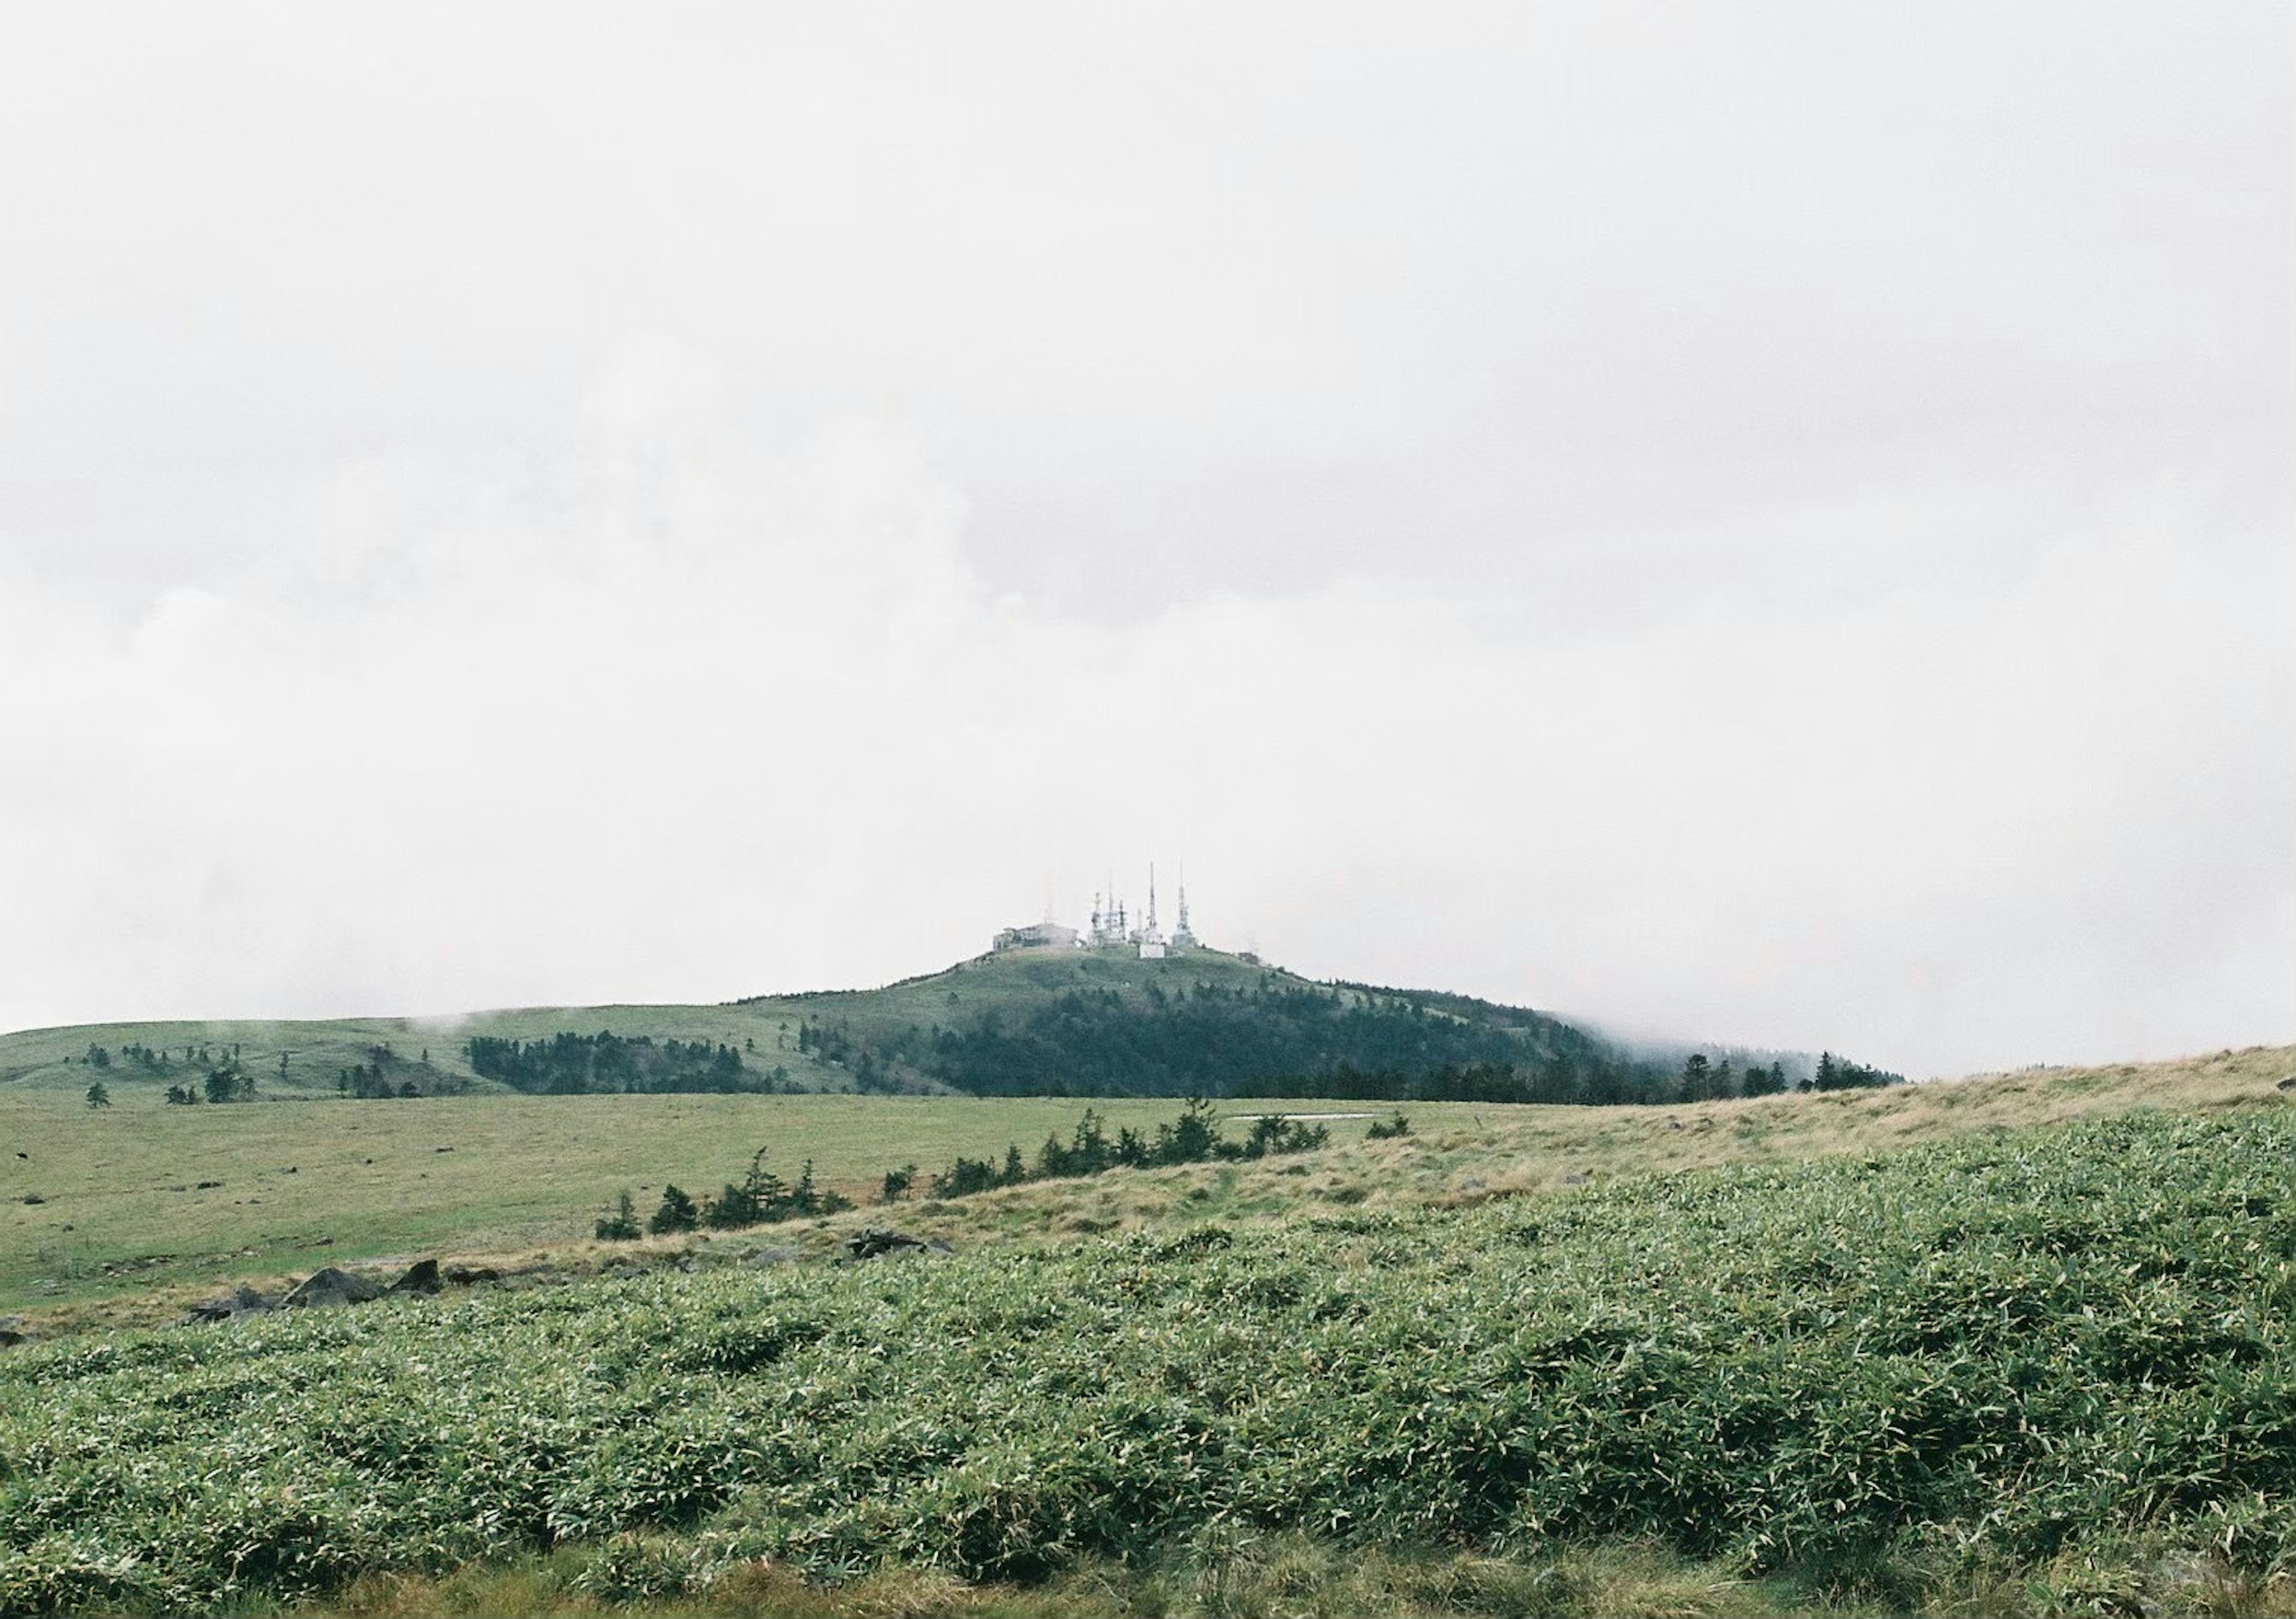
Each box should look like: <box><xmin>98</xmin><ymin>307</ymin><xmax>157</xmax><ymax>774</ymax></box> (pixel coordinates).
<box><xmin>85</xmin><ymin>1080</ymin><xmax>111</xmax><ymax>1108</ymax></box>
<box><xmin>164</xmin><ymin>1084</ymin><xmax>198</xmax><ymax>1105</ymax></box>
<box><xmin>595</xmin><ymin>1192</ymin><xmax>641</xmax><ymax>1240</ymax></box>
<box><xmin>1680</xmin><ymin>1053</ymin><xmax>1712</xmax><ymax>1102</ymax></box>
<box><xmin>880</xmin><ymin>1163</ymin><xmax>917</xmax><ymax>1203</ymax></box>
<box><xmin>649</xmin><ymin>1184</ymin><xmax>700</xmax><ymax>1235</ymax></box>
<box><xmin>84</xmin><ymin>1043</ymin><xmax>111</xmax><ymax>1070</ymax></box>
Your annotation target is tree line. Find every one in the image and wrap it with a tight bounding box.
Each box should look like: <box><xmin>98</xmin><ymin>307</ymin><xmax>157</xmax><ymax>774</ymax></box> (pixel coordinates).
<box><xmin>466</xmin><ymin>1031</ymin><xmax>784</xmax><ymax>1095</ymax></box>
<box><xmin>594</xmin><ymin>1101</ymin><xmax>1337</xmax><ymax>1241</ymax></box>
<box><xmin>907</xmin><ymin>1098</ymin><xmax>1333</xmax><ymax>1200</ymax></box>
<box><xmin>597</xmin><ymin>1148</ymin><xmax>854</xmax><ymax>1239</ymax></box>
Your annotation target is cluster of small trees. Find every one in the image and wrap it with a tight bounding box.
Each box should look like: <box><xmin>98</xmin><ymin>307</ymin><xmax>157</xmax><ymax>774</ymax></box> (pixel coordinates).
<box><xmin>1674</xmin><ymin>1050</ymin><xmax>1899</xmax><ymax>1099</ymax></box>
<box><xmin>469</xmin><ymin>1031</ymin><xmax>778</xmax><ymax>1095</ymax></box>
<box><xmin>596</xmin><ymin>1148</ymin><xmax>854</xmax><ymax>1240</ymax></box>
<box><xmin>1811</xmin><ymin>1051</ymin><xmax>1903</xmax><ymax>1091</ymax></box>
<box><xmin>162</xmin><ymin>1062</ymin><xmax>257</xmax><ymax>1105</ymax></box>
<box><xmin>903</xmin><ymin>1100</ymin><xmax>1332</xmax><ymax>1202</ymax></box>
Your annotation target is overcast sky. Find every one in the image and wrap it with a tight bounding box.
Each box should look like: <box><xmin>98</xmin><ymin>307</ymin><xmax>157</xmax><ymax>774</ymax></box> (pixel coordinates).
<box><xmin>2</xmin><ymin>4</ymin><xmax>2289</xmax><ymax>1076</ymax></box>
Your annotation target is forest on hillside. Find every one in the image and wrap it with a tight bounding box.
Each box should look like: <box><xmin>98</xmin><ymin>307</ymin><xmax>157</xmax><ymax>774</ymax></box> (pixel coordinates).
<box><xmin>796</xmin><ymin>977</ymin><xmax>1900</xmax><ymax>1103</ymax></box>
<box><xmin>464</xmin><ymin>1031</ymin><xmax>781</xmax><ymax>1095</ymax></box>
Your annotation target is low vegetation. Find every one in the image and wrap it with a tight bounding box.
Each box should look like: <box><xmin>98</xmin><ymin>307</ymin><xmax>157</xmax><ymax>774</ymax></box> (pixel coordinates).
<box><xmin>2</xmin><ymin>1107</ymin><xmax>2292</xmax><ymax>1615</ymax></box>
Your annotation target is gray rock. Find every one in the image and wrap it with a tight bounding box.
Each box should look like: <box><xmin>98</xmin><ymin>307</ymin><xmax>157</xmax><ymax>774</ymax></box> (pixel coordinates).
<box><xmin>280</xmin><ymin>1267</ymin><xmax>385</xmax><ymax>1309</ymax></box>
<box><xmin>444</xmin><ymin>1264</ymin><xmax>500</xmax><ymax>1286</ymax></box>
<box><xmin>741</xmin><ymin>1247</ymin><xmax>798</xmax><ymax>1269</ymax></box>
<box><xmin>184</xmin><ymin>1284</ymin><xmax>274</xmax><ymax>1325</ymax></box>
<box><xmin>838</xmin><ymin>1227</ymin><xmax>942</xmax><ymax>1262</ymax></box>
<box><xmin>386</xmin><ymin>1258</ymin><xmax>443</xmax><ymax>1296</ymax></box>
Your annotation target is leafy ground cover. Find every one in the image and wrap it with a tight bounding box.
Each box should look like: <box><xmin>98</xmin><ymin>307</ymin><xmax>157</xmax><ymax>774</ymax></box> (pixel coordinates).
<box><xmin>3</xmin><ymin>1107</ymin><xmax>2291</xmax><ymax>1615</ymax></box>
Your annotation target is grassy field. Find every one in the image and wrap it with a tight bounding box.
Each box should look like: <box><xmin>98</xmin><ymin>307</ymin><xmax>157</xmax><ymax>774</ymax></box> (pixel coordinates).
<box><xmin>0</xmin><ymin>1092</ymin><xmax>1384</xmax><ymax>1319</ymax></box>
<box><xmin>4</xmin><ymin>1102</ymin><xmax>2293</xmax><ymax>1616</ymax></box>
<box><xmin>5</xmin><ymin>1043</ymin><xmax>2289</xmax><ymax>1336</ymax></box>
<box><xmin>0</xmin><ymin>948</ymin><xmax>1306</xmax><ymax>1100</ymax></box>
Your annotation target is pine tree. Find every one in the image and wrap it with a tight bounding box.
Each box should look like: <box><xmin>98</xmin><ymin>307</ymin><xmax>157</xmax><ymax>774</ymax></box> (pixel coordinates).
<box><xmin>595</xmin><ymin>1191</ymin><xmax>641</xmax><ymax>1240</ymax></box>
<box><xmin>648</xmin><ymin>1184</ymin><xmax>700</xmax><ymax>1235</ymax></box>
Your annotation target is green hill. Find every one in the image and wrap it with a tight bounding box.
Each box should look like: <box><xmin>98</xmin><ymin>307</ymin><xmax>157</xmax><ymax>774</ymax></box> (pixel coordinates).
<box><xmin>3</xmin><ymin>946</ymin><xmax>1826</xmax><ymax>1108</ymax></box>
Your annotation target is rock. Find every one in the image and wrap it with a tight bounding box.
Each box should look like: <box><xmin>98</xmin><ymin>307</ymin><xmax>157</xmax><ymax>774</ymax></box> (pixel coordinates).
<box><xmin>280</xmin><ymin>1267</ymin><xmax>385</xmax><ymax>1309</ymax></box>
<box><xmin>838</xmin><ymin>1227</ymin><xmax>941</xmax><ymax>1263</ymax></box>
<box><xmin>0</xmin><ymin>1328</ymin><xmax>26</xmax><ymax>1348</ymax></box>
<box><xmin>444</xmin><ymin>1265</ymin><xmax>500</xmax><ymax>1286</ymax></box>
<box><xmin>184</xmin><ymin>1284</ymin><xmax>274</xmax><ymax>1325</ymax></box>
<box><xmin>742</xmin><ymin>1247</ymin><xmax>799</xmax><ymax>1269</ymax></box>
<box><xmin>386</xmin><ymin>1258</ymin><xmax>443</xmax><ymax>1296</ymax></box>
<box><xmin>1560</xmin><ymin>1171</ymin><xmax>1589</xmax><ymax>1186</ymax></box>
<box><xmin>195</xmin><ymin>1180</ymin><xmax>223</xmax><ymax>1190</ymax></box>
<box><xmin>20</xmin><ymin>1193</ymin><xmax>43</xmax><ymax>1205</ymax></box>
<box><xmin>2276</xmin><ymin>1075</ymin><xmax>2295</xmax><ymax>1092</ymax></box>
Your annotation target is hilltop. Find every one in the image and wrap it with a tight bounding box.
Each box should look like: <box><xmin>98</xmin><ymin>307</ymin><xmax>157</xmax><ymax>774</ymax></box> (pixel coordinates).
<box><xmin>1</xmin><ymin>945</ymin><xmax>1830</xmax><ymax>1106</ymax></box>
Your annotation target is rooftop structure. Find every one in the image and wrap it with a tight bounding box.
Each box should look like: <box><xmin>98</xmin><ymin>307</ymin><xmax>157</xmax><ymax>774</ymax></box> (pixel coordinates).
<box><xmin>996</xmin><ymin>865</ymin><xmax>1203</xmax><ymax>957</ymax></box>
<box><xmin>990</xmin><ymin>920</ymin><xmax>1079</xmax><ymax>953</ymax></box>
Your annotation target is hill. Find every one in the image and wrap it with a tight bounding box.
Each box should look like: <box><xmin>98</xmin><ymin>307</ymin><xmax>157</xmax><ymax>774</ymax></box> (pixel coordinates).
<box><xmin>0</xmin><ymin>946</ymin><xmax>1850</xmax><ymax>1107</ymax></box>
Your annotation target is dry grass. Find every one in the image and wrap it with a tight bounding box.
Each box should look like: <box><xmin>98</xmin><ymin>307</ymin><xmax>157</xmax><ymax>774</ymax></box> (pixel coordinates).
<box><xmin>7</xmin><ymin>1043</ymin><xmax>2288</xmax><ymax>1346</ymax></box>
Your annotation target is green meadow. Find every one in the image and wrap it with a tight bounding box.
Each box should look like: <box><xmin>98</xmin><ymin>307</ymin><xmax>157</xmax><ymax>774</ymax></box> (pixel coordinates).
<box><xmin>0</xmin><ymin>1090</ymin><xmax>1382</xmax><ymax>1317</ymax></box>
<box><xmin>4</xmin><ymin>1102</ymin><xmax>2294</xmax><ymax>1617</ymax></box>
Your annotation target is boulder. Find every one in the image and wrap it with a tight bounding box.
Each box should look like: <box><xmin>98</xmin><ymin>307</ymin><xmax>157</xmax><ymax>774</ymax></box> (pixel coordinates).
<box><xmin>280</xmin><ymin>1267</ymin><xmax>384</xmax><ymax>1309</ymax></box>
<box><xmin>386</xmin><ymin>1258</ymin><xmax>443</xmax><ymax>1296</ymax></box>
<box><xmin>184</xmin><ymin>1284</ymin><xmax>274</xmax><ymax>1325</ymax></box>
<box><xmin>838</xmin><ymin>1227</ymin><xmax>947</xmax><ymax>1263</ymax></box>
<box><xmin>444</xmin><ymin>1264</ymin><xmax>500</xmax><ymax>1286</ymax></box>
<box><xmin>741</xmin><ymin>1246</ymin><xmax>798</xmax><ymax>1269</ymax></box>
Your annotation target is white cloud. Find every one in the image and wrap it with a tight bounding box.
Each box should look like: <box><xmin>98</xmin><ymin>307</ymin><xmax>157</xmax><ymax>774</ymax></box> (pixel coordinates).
<box><xmin>0</xmin><ymin>8</ymin><xmax>2287</xmax><ymax>1076</ymax></box>
<box><xmin>2</xmin><ymin>355</ymin><xmax>2287</xmax><ymax>1075</ymax></box>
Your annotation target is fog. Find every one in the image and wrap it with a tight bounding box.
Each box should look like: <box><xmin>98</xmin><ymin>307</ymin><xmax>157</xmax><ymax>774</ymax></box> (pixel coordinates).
<box><xmin>2</xmin><ymin>5</ymin><xmax>2288</xmax><ymax>1076</ymax></box>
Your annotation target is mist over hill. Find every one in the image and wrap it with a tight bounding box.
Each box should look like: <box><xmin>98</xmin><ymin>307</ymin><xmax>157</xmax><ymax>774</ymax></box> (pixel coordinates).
<box><xmin>0</xmin><ymin>945</ymin><xmax>1896</xmax><ymax>1106</ymax></box>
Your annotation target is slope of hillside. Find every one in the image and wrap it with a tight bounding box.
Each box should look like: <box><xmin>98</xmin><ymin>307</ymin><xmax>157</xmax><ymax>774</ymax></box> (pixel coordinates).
<box><xmin>0</xmin><ymin>948</ymin><xmax>1687</xmax><ymax>1103</ymax></box>
<box><xmin>4</xmin><ymin>1041</ymin><xmax>2286</xmax><ymax>1339</ymax></box>
<box><xmin>4</xmin><ymin>1088</ymin><xmax>2293</xmax><ymax>1617</ymax></box>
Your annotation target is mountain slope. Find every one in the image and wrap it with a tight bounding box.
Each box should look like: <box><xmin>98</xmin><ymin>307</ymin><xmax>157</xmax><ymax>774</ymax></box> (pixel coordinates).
<box><xmin>0</xmin><ymin>946</ymin><xmax>1812</xmax><ymax>1104</ymax></box>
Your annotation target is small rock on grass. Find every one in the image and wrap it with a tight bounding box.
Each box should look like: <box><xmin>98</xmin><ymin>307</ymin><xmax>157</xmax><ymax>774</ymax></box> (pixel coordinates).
<box><xmin>281</xmin><ymin>1267</ymin><xmax>386</xmax><ymax>1309</ymax></box>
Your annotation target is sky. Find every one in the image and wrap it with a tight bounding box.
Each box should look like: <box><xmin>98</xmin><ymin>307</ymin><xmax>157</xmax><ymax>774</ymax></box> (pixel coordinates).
<box><xmin>1</xmin><ymin>4</ymin><xmax>2289</xmax><ymax>1077</ymax></box>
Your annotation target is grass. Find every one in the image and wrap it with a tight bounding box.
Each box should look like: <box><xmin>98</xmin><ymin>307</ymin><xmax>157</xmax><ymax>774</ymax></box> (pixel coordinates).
<box><xmin>5</xmin><ymin>1043</ymin><xmax>2289</xmax><ymax>1334</ymax></box>
<box><xmin>0</xmin><ymin>1092</ymin><xmax>1376</xmax><ymax>1319</ymax></box>
<box><xmin>0</xmin><ymin>948</ymin><xmax>1302</xmax><ymax>1100</ymax></box>
<box><xmin>4</xmin><ymin>1107</ymin><xmax>2294</xmax><ymax>1615</ymax></box>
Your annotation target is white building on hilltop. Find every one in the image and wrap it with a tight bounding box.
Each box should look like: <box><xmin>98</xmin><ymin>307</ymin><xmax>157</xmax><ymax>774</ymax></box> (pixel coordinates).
<box><xmin>990</xmin><ymin>920</ymin><xmax>1079</xmax><ymax>952</ymax></box>
<box><xmin>993</xmin><ymin>865</ymin><xmax>1201</xmax><ymax>957</ymax></box>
